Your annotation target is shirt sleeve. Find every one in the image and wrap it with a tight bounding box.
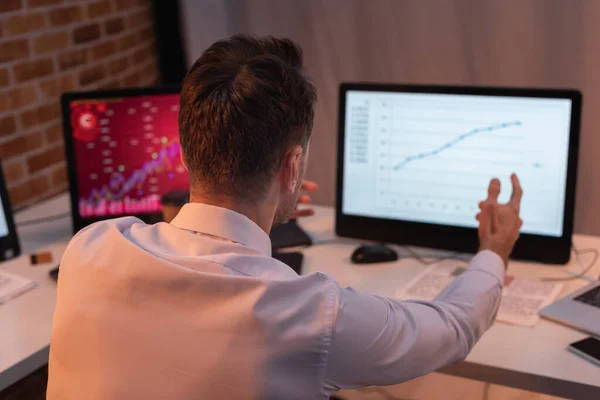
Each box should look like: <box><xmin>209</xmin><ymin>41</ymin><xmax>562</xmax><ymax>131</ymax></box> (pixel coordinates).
<box><xmin>323</xmin><ymin>250</ymin><xmax>505</xmax><ymax>391</ymax></box>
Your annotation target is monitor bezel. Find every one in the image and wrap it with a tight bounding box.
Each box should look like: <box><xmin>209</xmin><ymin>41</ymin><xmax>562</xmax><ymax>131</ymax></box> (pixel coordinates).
<box><xmin>61</xmin><ymin>85</ymin><xmax>182</xmax><ymax>233</ymax></box>
<box><xmin>0</xmin><ymin>163</ymin><xmax>20</xmax><ymax>261</ymax></box>
<box><xmin>336</xmin><ymin>83</ymin><xmax>582</xmax><ymax>264</ymax></box>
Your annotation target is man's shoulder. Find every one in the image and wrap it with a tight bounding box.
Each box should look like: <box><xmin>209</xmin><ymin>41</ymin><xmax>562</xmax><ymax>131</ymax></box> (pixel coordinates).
<box><xmin>278</xmin><ymin>271</ymin><xmax>341</xmax><ymax>303</ymax></box>
<box><xmin>65</xmin><ymin>217</ymin><xmax>147</xmax><ymax>253</ymax></box>
<box><xmin>75</xmin><ymin>216</ymin><xmax>145</xmax><ymax>236</ymax></box>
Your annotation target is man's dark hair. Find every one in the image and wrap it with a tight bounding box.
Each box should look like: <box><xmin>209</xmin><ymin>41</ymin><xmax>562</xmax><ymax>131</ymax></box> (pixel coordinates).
<box><xmin>179</xmin><ymin>35</ymin><xmax>316</xmax><ymax>200</ymax></box>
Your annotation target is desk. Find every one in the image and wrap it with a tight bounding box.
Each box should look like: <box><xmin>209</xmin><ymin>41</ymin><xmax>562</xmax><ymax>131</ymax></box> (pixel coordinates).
<box><xmin>1</xmin><ymin>195</ymin><xmax>599</xmax><ymax>398</ymax></box>
<box><xmin>300</xmin><ymin>209</ymin><xmax>600</xmax><ymax>399</ymax></box>
<box><xmin>0</xmin><ymin>194</ymin><xmax>71</xmax><ymax>393</ymax></box>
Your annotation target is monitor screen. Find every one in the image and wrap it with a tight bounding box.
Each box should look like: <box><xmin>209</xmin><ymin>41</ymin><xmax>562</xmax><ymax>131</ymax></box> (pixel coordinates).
<box><xmin>342</xmin><ymin>90</ymin><xmax>573</xmax><ymax>237</ymax></box>
<box><xmin>0</xmin><ymin>163</ymin><xmax>20</xmax><ymax>260</ymax></box>
<box><xmin>69</xmin><ymin>93</ymin><xmax>188</xmax><ymax>218</ymax></box>
<box><xmin>0</xmin><ymin>198</ymin><xmax>8</xmax><ymax>238</ymax></box>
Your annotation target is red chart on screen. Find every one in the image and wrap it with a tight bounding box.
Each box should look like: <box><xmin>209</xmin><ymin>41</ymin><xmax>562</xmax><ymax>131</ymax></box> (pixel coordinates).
<box><xmin>71</xmin><ymin>94</ymin><xmax>189</xmax><ymax>217</ymax></box>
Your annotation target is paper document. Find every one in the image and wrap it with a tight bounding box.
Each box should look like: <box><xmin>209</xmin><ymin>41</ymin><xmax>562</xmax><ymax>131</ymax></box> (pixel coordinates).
<box><xmin>0</xmin><ymin>270</ymin><xmax>37</xmax><ymax>305</ymax></box>
<box><xmin>395</xmin><ymin>262</ymin><xmax>564</xmax><ymax>327</ymax></box>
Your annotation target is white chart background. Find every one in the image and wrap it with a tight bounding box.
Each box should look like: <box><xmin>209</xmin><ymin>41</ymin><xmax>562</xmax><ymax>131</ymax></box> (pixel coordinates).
<box><xmin>342</xmin><ymin>91</ymin><xmax>572</xmax><ymax>237</ymax></box>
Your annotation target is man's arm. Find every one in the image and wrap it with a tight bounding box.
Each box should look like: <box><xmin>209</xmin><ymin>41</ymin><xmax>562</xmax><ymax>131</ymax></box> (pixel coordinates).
<box><xmin>324</xmin><ymin>175</ymin><xmax>523</xmax><ymax>391</ymax></box>
<box><xmin>323</xmin><ymin>250</ymin><xmax>504</xmax><ymax>391</ymax></box>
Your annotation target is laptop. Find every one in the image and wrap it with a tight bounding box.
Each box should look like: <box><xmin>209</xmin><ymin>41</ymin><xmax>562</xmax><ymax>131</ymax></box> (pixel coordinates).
<box><xmin>541</xmin><ymin>283</ymin><xmax>600</xmax><ymax>337</ymax></box>
<box><xmin>0</xmin><ymin>162</ymin><xmax>20</xmax><ymax>261</ymax></box>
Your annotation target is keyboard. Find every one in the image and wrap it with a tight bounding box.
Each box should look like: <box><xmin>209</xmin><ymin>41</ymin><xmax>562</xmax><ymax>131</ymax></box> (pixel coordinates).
<box><xmin>575</xmin><ymin>285</ymin><xmax>600</xmax><ymax>308</ymax></box>
<box><xmin>269</xmin><ymin>219</ymin><xmax>312</xmax><ymax>250</ymax></box>
<box><xmin>272</xmin><ymin>251</ymin><xmax>303</xmax><ymax>275</ymax></box>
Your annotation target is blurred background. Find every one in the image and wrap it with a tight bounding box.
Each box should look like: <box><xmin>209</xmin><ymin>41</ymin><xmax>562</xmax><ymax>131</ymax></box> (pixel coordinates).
<box><xmin>178</xmin><ymin>0</ymin><xmax>599</xmax><ymax>235</ymax></box>
<box><xmin>0</xmin><ymin>0</ymin><xmax>161</xmax><ymax>217</ymax></box>
<box><xmin>2</xmin><ymin>0</ymin><xmax>600</xmax><ymax>236</ymax></box>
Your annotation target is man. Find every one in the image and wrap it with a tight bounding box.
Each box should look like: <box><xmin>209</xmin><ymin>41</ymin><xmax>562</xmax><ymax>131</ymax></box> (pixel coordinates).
<box><xmin>48</xmin><ymin>35</ymin><xmax>522</xmax><ymax>399</ymax></box>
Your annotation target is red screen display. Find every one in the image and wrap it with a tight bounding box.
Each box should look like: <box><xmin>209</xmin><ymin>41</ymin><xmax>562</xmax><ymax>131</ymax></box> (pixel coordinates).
<box><xmin>70</xmin><ymin>93</ymin><xmax>189</xmax><ymax>218</ymax></box>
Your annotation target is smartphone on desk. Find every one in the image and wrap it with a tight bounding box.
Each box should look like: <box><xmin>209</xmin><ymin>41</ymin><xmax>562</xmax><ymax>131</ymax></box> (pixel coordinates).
<box><xmin>568</xmin><ymin>337</ymin><xmax>600</xmax><ymax>367</ymax></box>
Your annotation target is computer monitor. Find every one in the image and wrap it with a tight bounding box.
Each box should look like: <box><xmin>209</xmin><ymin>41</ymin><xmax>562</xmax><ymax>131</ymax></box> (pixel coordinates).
<box><xmin>336</xmin><ymin>83</ymin><xmax>582</xmax><ymax>264</ymax></box>
<box><xmin>62</xmin><ymin>86</ymin><xmax>187</xmax><ymax>232</ymax></box>
<box><xmin>0</xmin><ymin>163</ymin><xmax>20</xmax><ymax>261</ymax></box>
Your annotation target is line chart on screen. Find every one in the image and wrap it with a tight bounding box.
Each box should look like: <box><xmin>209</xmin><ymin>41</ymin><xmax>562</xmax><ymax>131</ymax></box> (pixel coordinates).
<box><xmin>342</xmin><ymin>91</ymin><xmax>572</xmax><ymax>236</ymax></box>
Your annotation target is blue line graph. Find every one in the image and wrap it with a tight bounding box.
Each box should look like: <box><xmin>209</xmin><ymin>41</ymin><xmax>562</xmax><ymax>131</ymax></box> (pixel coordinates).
<box><xmin>392</xmin><ymin>121</ymin><xmax>522</xmax><ymax>171</ymax></box>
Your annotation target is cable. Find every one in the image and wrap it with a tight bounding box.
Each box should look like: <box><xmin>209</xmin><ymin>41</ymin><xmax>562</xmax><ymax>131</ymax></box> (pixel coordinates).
<box><xmin>312</xmin><ymin>239</ymin><xmax>467</xmax><ymax>266</ymax></box>
<box><xmin>482</xmin><ymin>382</ymin><xmax>491</xmax><ymax>400</ymax></box>
<box><xmin>399</xmin><ymin>245</ymin><xmax>466</xmax><ymax>266</ymax></box>
<box><xmin>15</xmin><ymin>212</ymin><xmax>71</xmax><ymax>227</ymax></box>
<box><xmin>572</xmin><ymin>247</ymin><xmax>599</xmax><ymax>282</ymax></box>
<box><xmin>315</xmin><ymin>239</ymin><xmax>599</xmax><ymax>282</ymax></box>
<box><xmin>399</xmin><ymin>245</ymin><xmax>599</xmax><ymax>282</ymax></box>
<box><xmin>540</xmin><ymin>246</ymin><xmax>599</xmax><ymax>282</ymax></box>
<box><xmin>401</xmin><ymin>246</ymin><xmax>438</xmax><ymax>265</ymax></box>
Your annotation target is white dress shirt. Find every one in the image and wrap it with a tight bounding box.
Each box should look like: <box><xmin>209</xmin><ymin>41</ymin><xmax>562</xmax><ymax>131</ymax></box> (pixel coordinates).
<box><xmin>48</xmin><ymin>203</ymin><xmax>504</xmax><ymax>400</ymax></box>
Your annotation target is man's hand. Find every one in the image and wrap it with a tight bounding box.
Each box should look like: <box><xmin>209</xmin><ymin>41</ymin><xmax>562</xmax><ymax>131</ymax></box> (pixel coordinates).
<box><xmin>290</xmin><ymin>180</ymin><xmax>318</xmax><ymax>219</ymax></box>
<box><xmin>476</xmin><ymin>174</ymin><xmax>523</xmax><ymax>266</ymax></box>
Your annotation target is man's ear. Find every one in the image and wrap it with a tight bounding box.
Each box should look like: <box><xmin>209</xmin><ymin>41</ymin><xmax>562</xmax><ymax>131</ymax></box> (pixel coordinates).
<box><xmin>281</xmin><ymin>145</ymin><xmax>303</xmax><ymax>193</ymax></box>
<box><xmin>180</xmin><ymin>151</ymin><xmax>189</xmax><ymax>171</ymax></box>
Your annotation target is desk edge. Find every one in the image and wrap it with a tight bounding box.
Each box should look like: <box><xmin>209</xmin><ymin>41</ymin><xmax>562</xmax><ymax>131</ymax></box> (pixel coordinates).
<box><xmin>440</xmin><ymin>361</ymin><xmax>600</xmax><ymax>399</ymax></box>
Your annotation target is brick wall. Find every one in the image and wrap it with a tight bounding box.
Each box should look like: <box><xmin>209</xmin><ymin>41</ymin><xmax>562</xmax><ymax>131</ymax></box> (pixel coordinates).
<box><xmin>0</xmin><ymin>0</ymin><xmax>160</xmax><ymax>209</ymax></box>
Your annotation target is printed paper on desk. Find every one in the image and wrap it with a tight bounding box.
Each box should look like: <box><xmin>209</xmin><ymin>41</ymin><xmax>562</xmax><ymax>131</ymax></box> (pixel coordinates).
<box><xmin>0</xmin><ymin>271</ymin><xmax>37</xmax><ymax>305</ymax></box>
<box><xmin>498</xmin><ymin>279</ymin><xmax>564</xmax><ymax>327</ymax></box>
<box><xmin>394</xmin><ymin>261</ymin><xmax>564</xmax><ymax>328</ymax></box>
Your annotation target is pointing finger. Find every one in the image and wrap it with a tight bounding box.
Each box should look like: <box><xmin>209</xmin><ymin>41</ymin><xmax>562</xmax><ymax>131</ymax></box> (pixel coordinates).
<box><xmin>297</xmin><ymin>195</ymin><xmax>311</xmax><ymax>204</ymax></box>
<box><xmin>301</xmin><ymin>181</ymin><xmax>318</xmax><ymax>192</ymax></box>
<box><xmin>486</xmin><ymin>178</ymin><xmax>501</xmax><ymax>203</ymax></box>
<box><xmin>508</xmin><ymin>173</ymin><xmax>523</xmax><ymax>212</ymax></box>
<box><xmin>291</xmin><ymin>208</ymin><xmax>315</xmax><ymax>218</ymax></box>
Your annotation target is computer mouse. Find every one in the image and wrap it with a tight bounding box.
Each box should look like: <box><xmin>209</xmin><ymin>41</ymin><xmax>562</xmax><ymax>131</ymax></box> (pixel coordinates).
<box><xmin>351</xmin><ymin>244</ymin><xmax>398</xmax><ymax>264</ymax></box>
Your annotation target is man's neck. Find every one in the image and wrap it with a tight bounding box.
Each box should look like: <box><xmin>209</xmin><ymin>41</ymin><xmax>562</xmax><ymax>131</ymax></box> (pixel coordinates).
<box><xmin>189</xmin><ymin>195</ymin><xmax>276</xmax><ymax>234</ymax></box>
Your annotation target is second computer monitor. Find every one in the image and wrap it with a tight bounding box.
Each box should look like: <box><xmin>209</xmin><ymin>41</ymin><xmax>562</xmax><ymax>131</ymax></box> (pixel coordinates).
<box><xmin>336</xmin><ymin>83</ymin><xmax>581</xmax><ymax>264</ymax></box>
<box><xmin>62</xmin><ymin>86</ymin><xmax>187</xmax><ymax>231</ymax></box>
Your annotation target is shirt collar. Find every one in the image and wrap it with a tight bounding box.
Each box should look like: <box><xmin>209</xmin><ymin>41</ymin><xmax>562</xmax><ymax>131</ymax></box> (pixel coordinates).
<box><xmin>170</xmin><ymin>203</ymin><xmax>272</xmax><ymax>256</ymax></box>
